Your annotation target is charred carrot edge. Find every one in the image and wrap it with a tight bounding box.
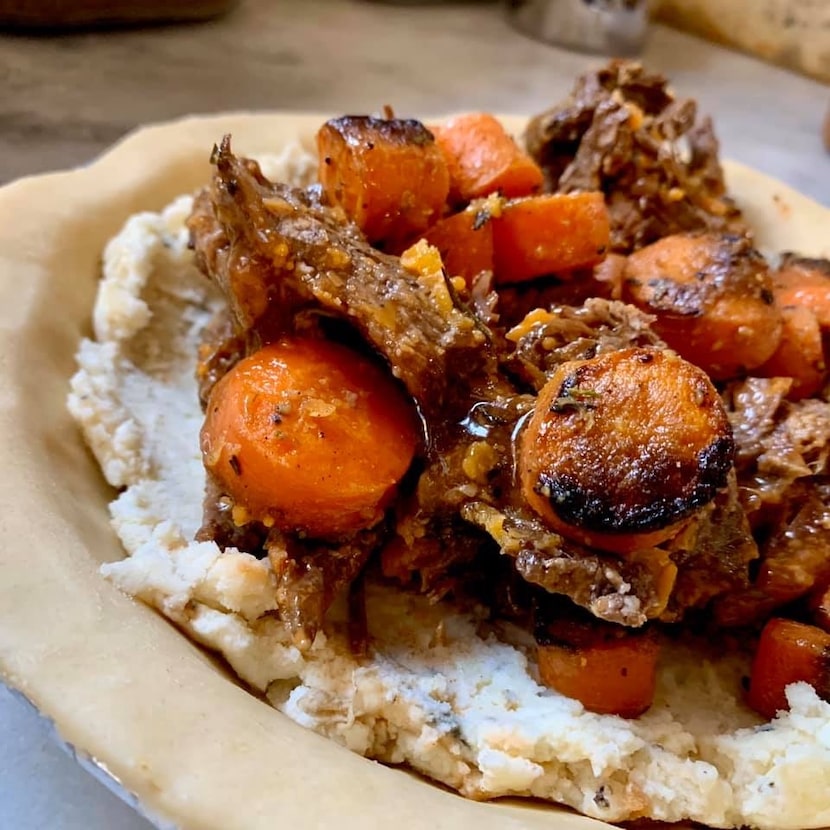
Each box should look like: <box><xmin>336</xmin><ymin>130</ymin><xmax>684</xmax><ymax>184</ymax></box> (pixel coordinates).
<box><xmin>317</xmin><ymin>116</ymin><xmax>450</xmax><ymax>247</ymax></box>
<box><xmin>746</xmin><ymin>617</ymin><xmax>830</xmax><ymax>719</ymax></box>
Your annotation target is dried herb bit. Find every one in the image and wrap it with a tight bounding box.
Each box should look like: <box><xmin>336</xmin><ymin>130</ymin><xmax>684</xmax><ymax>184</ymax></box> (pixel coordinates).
<box><xmin>551</xmin><ymin>388</ymin><xmax>601</xmax><ymax>413</ymax></box>
<box><xmin>229</xmin><ymin>454</ymin><xmax>242</xmax><ymax>476</ymax></box>
<box><xmin>441</xmin><ymin>267</ymin><xmax>492</xmax><ymax>341</ymax></box>
<box><xmin>594</xmin><ymin>786</ymin><xmax>610</xmax><ymax>810</ymax></box>
<box><xmin>473</xmin><ymin>209</ymin><xmax>491</xmax><ymax>231</ymax></box>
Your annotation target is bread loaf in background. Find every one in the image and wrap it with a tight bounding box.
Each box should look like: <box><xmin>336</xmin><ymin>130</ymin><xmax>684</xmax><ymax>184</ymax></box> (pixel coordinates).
<box><xmin>652</xmin><ymin>0</ymin><xmax>830</xmax><ymax>83</ymax></box>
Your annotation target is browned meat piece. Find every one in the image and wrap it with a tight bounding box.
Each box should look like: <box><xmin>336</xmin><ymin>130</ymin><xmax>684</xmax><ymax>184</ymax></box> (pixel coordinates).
<box><xmin>714</xmin><ymin>479</ymin><xmax>830</xmax><ymax>627</ymax></box>
<box><xmin>188</xmin><ymin>136</ymin><xmax>490</xmax><ymax>419</ymax></box>
<box><xmin>195</xmin><ymin>308</ymin><xmax>246</xmax><ymax>409</ymax></box>
<box><xmin>266</xmin><ymin>525</ymin><xmax>383</xmax><ymax>649</ymax></box>
<box><xmin>723</xmin><ymin>377</ymin><xmax>830</xmax><ymax>508</ymax></box>
<box><xmin>723</xmin><ymin>376</ymin><xmax>793</xmax><ymax>470</ymax></box>
<box><xmin>505</xmin><ymin>298</ymin><xmax>663</xmax><ymax>393</ymax></box>
<box><xmin>662</xmin><ymin>474</ymin><xmax>758</xmax><ymax>619</ymax></box>
<box><xmin>195</xmin><ymin>474</ymin><xmax>269</xmax><ymax>553</ymax></box>
<box><xmin>460</xmin><ymin>502</ymin><xmax>672</xmax><ymax>626</ymax></box>
<box><xmin>524</xmin><ymin>61</ymin><xmax>748</xmax><ymax>253</ymax></box>
<box><xmin>494</xmin><ymin>254</ymin><xmax>627</xmax><ymax>329</ymax></box>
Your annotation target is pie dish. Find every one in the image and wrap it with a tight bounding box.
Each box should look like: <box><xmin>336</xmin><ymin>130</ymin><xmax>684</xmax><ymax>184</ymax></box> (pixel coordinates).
<box><xmin>0</xmin><ymin>113</ymin><xmax>827</xmax><ymax>830</ymax></box>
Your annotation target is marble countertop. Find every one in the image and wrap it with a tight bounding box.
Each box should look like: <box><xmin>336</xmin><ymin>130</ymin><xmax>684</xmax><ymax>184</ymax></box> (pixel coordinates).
<box><xmin>0</xmin><ymin>1</ymin><xmax>828</xmax><ymax>828</ymax></box>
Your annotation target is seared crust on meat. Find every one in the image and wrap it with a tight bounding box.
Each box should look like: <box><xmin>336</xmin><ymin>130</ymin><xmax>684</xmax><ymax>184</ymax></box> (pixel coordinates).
<box><xmin>524</xmin><ymin>61</ymin><xmax>747</xmax><ymax>253</ymax></box>
<box><xmin>188</xmin><ymin>136</ymin><xmax>488</xmax><ymax>418</ymax></box>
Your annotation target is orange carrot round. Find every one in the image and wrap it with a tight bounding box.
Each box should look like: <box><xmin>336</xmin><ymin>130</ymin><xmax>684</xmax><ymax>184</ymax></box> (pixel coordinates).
<box><xmin>519</xmin><ymin>348</ymin><xmax>734</xmax><ymax>555</ymax></box>
<box><xmin>201</xmin><ymin>337</ymin><xmax>419</xmax><ymax>538</ymax></box>
<box><xmin>747</xmin><ymin>618</ymin><xmax>830</xmax><ymax>719</ymax></box>
<box><xmin>622</xmin><ymin>233</ymin><xmax>782</xmax><ymax>380</ymax></box>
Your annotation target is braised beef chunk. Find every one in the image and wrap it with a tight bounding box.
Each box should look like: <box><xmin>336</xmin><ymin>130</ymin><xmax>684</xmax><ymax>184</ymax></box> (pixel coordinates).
<box><xmin>188</xmin><ymin>136</ymin><xmax>489</xmax><ymax>418</ymax></box>
<box><xmin>662</xmin><ymin>474</ymin><xmax>758</xmax><ymax>619</ymax></box>
<box><xmin>195</xmin><ymin>308</ymin><xmax>246</xmax><ymax>409</ymax></box>
<box><xmin>714</xmin><ymin>479</ymin><xmax>830</xmax><ymax>627</ymax></box>
<box><xmin>187</xmin><ymin>80</ymin><xmax>829</xmax><ymax>662</ymax></box>
<box><xmin>714</xmin><ymin>377</ymin><xmax>830</xmax><ymax>626</ymax></box>
<box><xmin>525</xmin><ymin>60</ymin><xmax>748</xmax><ymax>253</ymax></box>
<box><xmin>461</xmin><ymin>501</ymin><xmax>666</xmax><ymax>626</ymax></box>
<box><xmin>266</xmin><ymin>525</ymin><xmax>383</xmax><ymax>648</ymax></box>
<box><xmin>505</xmin><ymin>298</ymin><xmax>663</xmax><ymax>392</ymax></box>
<box><xmin>724</xmin><ymin>377</ymin><xmax>830</xmax><ymax>507</ymax></box>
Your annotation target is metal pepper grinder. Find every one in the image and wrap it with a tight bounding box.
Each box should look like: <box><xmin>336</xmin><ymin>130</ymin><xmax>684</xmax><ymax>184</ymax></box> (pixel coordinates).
<box><xmin>507</xmin><ymin>0</ymin><xmax>649</xmax><ymax>56</ymax></box>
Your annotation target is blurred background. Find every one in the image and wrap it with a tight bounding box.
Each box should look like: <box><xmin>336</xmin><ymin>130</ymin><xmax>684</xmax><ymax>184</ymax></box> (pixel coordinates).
<box><xmin>0</xmin><ymin>2</ymin><xmax>828</xmax><ymax>829</ymax></box>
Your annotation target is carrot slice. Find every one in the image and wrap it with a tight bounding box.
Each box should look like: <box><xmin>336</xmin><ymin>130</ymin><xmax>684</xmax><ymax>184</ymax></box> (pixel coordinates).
<box><xmin>747</xmin><ymin>618</ymin><xmax>830</xmax><ymax>719</ymax></box>
<box><xmin>774</xmin><ymin>255</ymin><xmax>830</xmax><ymax>328</ymax></box>
<box><xmin>491</xmin><ymin>193</ymin><xmax>610</xmax><ymax>285</ymax></box>
<box><xmin>421</xmin><ymin>208</ymin><xmax>494</xmax><ymax>287</ymax></box>
<box><xmin>317</xmin><ymin>116</ymin><xmax>449</xmax><ymax>247</ymax></box>
<box><xmin>431</xmin><ymin>113</ymin><xmax>543</xmax><ymax>202</ymax></box>
<box><xmin>519</xmin><ymin>347</ymin><xmax>732</xmax><ymax>555</ymax></box>
<box><xmin>201</xmin><ymin>337</ymin><xmax>419</xmax><ymax>538</ymax></box>
<box><xmin>622</xmin><ymin>233</ymin><xmax>782</xmax><ymax>380</ymax></box>
<box><xmin>758</xmin><ymin>301</ymin><xmax>826</xmax><ymax>399</ymax></box>
<box><xmin>537</xmin><ymin>617</ymin><xmax>660</xmax><ymax>718</ymax></box>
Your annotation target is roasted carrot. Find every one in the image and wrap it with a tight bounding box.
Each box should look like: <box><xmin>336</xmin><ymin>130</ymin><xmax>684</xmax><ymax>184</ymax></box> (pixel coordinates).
<box><xmin>490</xmin><ymin>192</ymin><xmax>610</xmax><ymax>284</ymax></box>
<box><xmin>431</xmin><ymin>112</ymin><xmax>544</xmax><ymax>202</ymax></box>
<box><xmin>420</xmin><ymin>208</ymin><xmax>494</xmax><ymax>286</ymax></box>
<box><xmin>537</xmin><ymin>615</ymin><xmax>661</xmax><ymax>718</ymax></box>
<box><xmin>747</xmin><ymin>618</ymin><xmax>830</xmax><ymax>719</ymax></box>
<box><xmin>519</xmin><ymin>347</ymin><xmax>733</xmax><ymax>555</ymax></box>
<box><xmin>201</xmin><ymin>337</ymin><xmax>419</xmax><ymax>538</ymax></box>
<box><xmin>622</xmin><ymin>233</ymin><xmax>783</xmax><ymax>380</ymax></box>
<box><xmin>757</xmin><ymin>302</ymin><xmax>826</xmax><ymax>399</ymax></box>
<box><xmin>756</xmin><ymin>256</ymin><xmax>830</xmax><ymax>399</ymax></box>
<box><xmin>317</xmin><ymin>116</ymin><xmax>450</xmax><ymax>247</ymax></box>
<box><xmin>773</xmin><ymin>254</ymin><xmax>830</xmax><ymax>328</ymax></box>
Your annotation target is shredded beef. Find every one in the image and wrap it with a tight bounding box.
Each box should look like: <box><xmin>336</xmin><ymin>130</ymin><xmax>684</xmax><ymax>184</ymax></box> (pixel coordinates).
<box><xmin>524</xmin><ymin>60</ymin><xmax>748</xmax><ymax>253</ymax></box>
<box><xmin>724</xmin><ymin>377</ymin><xmax>830</xmax><ymax>507</ymax></box>
<box><xmin>505</xmin><ymin>298</ymin><xmax>663</xmax><ymax>392</ymax></box>
<box><xmin>461</xmin><ymin>501</ymin><xmax>661</xmax><ymax>626</ymax></box>
<box><xmin>266</xmin><ymin>525</ymin><xmax>383</xmax><ymax>648</ymax></box>
<box><xmin>188</xmin><ymin>137</ymin><xmax>490</xmax><ymax>420</ymax></box>
<box><xmin>714</xmin><ymin>478</ymin><xmax>830</xmax><ymax>627</ymax></box>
